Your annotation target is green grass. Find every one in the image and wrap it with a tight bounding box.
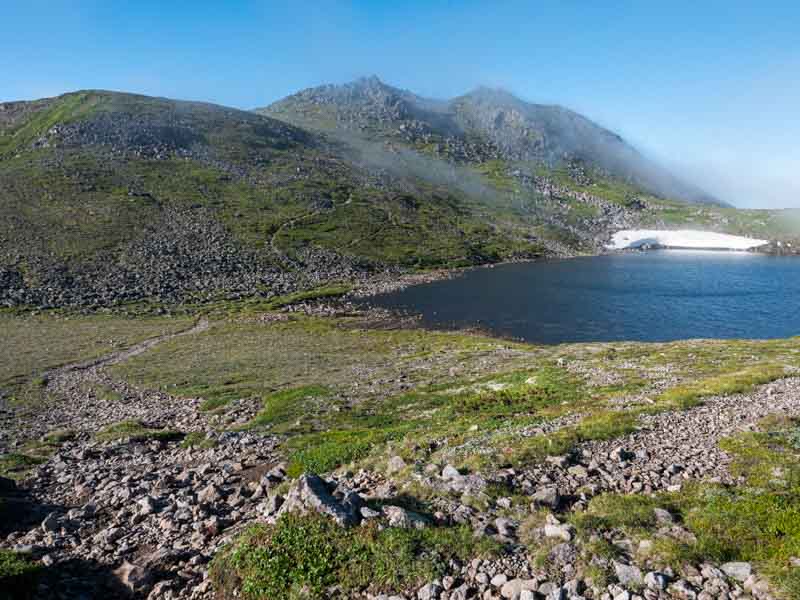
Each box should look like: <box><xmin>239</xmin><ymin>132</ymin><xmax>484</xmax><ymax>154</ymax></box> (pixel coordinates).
<box><xmin>572</xmin><ymin>493</ymin><xmax>660</xmax><ymax>534</ymax></box>
<box><xmin>453</xmin><ymin>366</ymin><xmax>581</xmax><ymax>416</ymax></box>
<box><xmin>210</xmin><ymin>513</ymin><xmax>500</xmax><ymax>600</ymax></box>
<box><xmin>656</xmin><ymin>364</ymin><xmax>788</xmax><ymax>409</ymax></box>
<box><xmin>262</xmin><ymin>285</ymin><xmax>352</xmax><ymax>310</ymax></box>
<box><xmin>0</xmin><ymin>550</ymin><xmax>42</xmax><ymax>600</ymax></box>
<box><xmin>285</xmin><ymin>426</ymin><xmax>410</xmax><ymax>478</ymax></box>
<box><xmin>249</xmin><ymin>385</ymin><xmax>332</xmax><ymax>432</ymax></box>
<box><xmin>0</xmin><ymin>454</ymin><xmax>45</xmax><ymax>480</ymax></box>
<box><xmin>181</xmin><ymin>431</ymin><xmax>217</xmax><ymax>450</ymax></box>
<box><xmin>95</xmin><ymin>420</ymin><xmax>182</xmax><ymax>443</ymax></box>
<box><xmin>0</xmin><ymin>312</ymin><xmax>193</xmax><ymax>403</ymax></box>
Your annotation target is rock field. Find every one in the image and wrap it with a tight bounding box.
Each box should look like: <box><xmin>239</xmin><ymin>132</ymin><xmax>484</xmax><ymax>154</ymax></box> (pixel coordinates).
<box><xmin>3</xmin><ymin>322</ymin><xmax>798</xmax><ymax>599</ymax></box>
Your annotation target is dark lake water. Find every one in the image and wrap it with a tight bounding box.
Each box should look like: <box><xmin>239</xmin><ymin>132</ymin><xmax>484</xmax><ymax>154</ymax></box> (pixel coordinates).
<box><xmin>364</xmin><ymin>252</ymin><xmax>800</xmax><ymax>344</ymax></box>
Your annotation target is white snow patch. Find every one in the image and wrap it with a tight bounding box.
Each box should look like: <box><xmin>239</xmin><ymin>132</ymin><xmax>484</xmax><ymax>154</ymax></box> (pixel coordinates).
<box><xmin>607</xmin><ymin>229</ymin><xmax>769</xmax><ymax>251</ymax></box>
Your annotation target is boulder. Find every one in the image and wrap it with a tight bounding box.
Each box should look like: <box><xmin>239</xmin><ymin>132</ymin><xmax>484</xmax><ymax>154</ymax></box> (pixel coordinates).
<box><xmin>382</xmin><ymin>505</ymin><xmax>429</xmax><ymax>529</ymax></box>
<box><xmin>114</xmin><ymin>561</ymin><xmax>153</xmax><ymax>596</ymax></box>
<box><xmin>276</xmin><ymin>473</ymin><xmax>360</xmax><ymax>527</ymax></box>
<box><xmin>721</xmin><ymin>562</ymin><xmax>752</xmax><ymax>582</ymax></box>
<box><xmin>532</xmin><ymin>486</ymin><xmax>560</xmax><ymax>509</ymax></box>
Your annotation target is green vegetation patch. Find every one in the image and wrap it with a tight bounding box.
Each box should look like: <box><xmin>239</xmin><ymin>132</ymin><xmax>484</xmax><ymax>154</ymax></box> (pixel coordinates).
<box><xmin>453</xmin><ymin>366</ymin><xmax>581</xmax><ymax>416</ymax></box>
<box><xmin>656</xmin><ymin>364</ymin><xmax>788</xmax><ymax>409</ymax></box>
<box><xmin>262</xmin><ymin>285</ymin><xmax>352</xmax><ymax>310</ymax></box>
<box><xmin>210</xmin><ymin>513</ymin><xmax>500</xmax><ymax>599</ymax></box>
<box><xmin>249</xmin><ymin>385</ymin><xmax>332</xmax><ymax>433</ymax></box>
<box><xmin>0</xmin><ymin>312</ymin><xmax>192</xmax><ymax>404</ymax></box>
<box><xmin>0</xmin><ymin>550</ymin><xmax>43</xmax><ymax>600</ymax></box>
<box><xmin>0</xmin><ymin>454</ymin><xmax>45</xmax><ymax>480</ymax></box>
<box><xmin>95</xmin><ymin>420</ymin><xmax>181</xmax><ymax>443</ymax></box>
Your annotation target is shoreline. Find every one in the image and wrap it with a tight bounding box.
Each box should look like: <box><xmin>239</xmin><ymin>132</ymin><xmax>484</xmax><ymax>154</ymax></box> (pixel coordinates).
<box><xmin>349</xmin><ymin>242</ymin><xmax>798</xmax><ymax>302</ymax></box>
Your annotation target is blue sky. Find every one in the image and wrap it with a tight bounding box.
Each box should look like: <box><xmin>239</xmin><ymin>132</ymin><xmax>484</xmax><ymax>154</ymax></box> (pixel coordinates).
<box><xmin>2</xmin><ymin>1</ymin><xmax>799</xmax><ymax>208</ymax></box>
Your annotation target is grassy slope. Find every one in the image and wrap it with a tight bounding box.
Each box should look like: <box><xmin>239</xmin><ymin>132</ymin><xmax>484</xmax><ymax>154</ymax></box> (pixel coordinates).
<box><xmin>266</xmin><ymin>98</ymin><xmax>798</xmax><ymax>246</ymax></box>
<box><xmin>5</xmin><ymin>309</ymin><xmax>800</xmax><ymax>595</ymax></box>
<box><xmin>0</xmin><ymin>91</ymin><xmax>548</xmax><ymax>293</ymax></box>
<box><xmin>0</xmin><ymin>312</ymin><xmax>193</xmax><ymax>397</ymax></box>
<box><xmin>109</xmin><ymin>313</ymin><xmax>800</xmax><ymax>474</ymax></box>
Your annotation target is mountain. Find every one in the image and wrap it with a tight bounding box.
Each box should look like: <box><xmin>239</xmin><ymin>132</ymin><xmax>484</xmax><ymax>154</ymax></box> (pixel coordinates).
<box><xmin>0</xmin><ymin>81</ymin><xmax>782</xmax><ymax>309</ymax></box>
<box><xmin>261</xmin><ymin>76</ymin><xmax>720</xmax><ymax>205</ymax></box>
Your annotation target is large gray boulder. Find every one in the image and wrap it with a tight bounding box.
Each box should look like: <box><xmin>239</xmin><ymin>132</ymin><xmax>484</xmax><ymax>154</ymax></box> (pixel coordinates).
<box><xmin>276</xmin><ymin>473</ymin><xmax>361</xmax><ymax>527</ymax></box>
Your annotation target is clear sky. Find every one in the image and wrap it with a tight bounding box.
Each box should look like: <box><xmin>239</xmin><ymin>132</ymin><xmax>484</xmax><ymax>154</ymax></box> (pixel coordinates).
<box><xmin>2</xmin><ymin>1</ymin><xmax>799</xmax><ymax>208</ymax></box>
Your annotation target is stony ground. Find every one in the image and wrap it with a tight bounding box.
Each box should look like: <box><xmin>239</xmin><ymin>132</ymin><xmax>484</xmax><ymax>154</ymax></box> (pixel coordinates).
<box><xmin>2</xmin><ymin>312</ymin><xmax>799</xmax><ymax>600</ymax></box>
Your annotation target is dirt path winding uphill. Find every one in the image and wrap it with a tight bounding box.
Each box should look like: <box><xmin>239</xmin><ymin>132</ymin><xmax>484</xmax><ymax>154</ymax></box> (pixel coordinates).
<box><xmin>48</xmin><ymin>318</ymin><xmax>210</xmax><ymax>375</ymax></box>
<box><xmin>3</xmin><ymin>319</ymin><xmax>220</xmax><ymax>449</ymax></box>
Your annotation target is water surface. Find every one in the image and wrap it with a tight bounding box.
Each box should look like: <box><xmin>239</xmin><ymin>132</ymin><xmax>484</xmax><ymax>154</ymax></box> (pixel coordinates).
<box><xmin>364</xmin><ymin>251</ymin><xmax>800</xmax><ymax>344</ymax></box>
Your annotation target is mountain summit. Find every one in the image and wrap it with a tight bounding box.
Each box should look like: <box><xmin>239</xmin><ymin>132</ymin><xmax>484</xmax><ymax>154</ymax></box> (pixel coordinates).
<box><xmin>262</xmin><ymin>77</ymin><xmax>719</xmax><ymax>206</ymax></box>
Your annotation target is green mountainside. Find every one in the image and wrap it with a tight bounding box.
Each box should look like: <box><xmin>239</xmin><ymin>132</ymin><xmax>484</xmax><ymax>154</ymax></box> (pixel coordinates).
<box><xmin>0</xmin><ymin>80</ymin><xmax>794</xmax><ymax>308</ymax></box>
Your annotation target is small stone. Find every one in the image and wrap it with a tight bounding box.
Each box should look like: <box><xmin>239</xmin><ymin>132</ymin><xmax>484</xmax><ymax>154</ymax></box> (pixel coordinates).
<box><xmin>114</xmin><ymin>561</ymin><xmax>152</xmax><ymax>595</ymax></box>
<box><xmin>546</xmin><ymin>455</ymin><xmax>569</xmax><ymax>469</ymax></box>
<box><xmin>653</xmin><ymin>508</ymin><xmax>674</xmax><ymax>523</ymax></box>
<box><xmin>614</xmin><ymin>562</ymin><xmax>643</xmax><ymax>587</ymax></box>
<box><xmin>197</xmin><ymin>484</ymin><xmax>223</xmax><ymax>504</ymax></box>
<box><xmin>544</xmin><ymin>523</ymin><xmax>573</xmax><ymax>542</ymax></box>
<box><xmin>417</xmin><ymin>582</ymin><xmax>442</xmax><ymax>600</ymax></box>
<box><xmin>360</xmin><ymin>506</ymin><xmax>381</xmax><ymax>519</ymax></box>
<box><xmin>644</xmin><ymin>571</ymin><xmax>669</xmax><ymax>590</ymax></box>
<box><xmin>41</xmin><ymin>512</ymin><xmax>59</xmax><ymax>533</ymax></box>
<box><xmin>387</xmin><ymin>456</ymin><xmax>407</xmax><ymax>474</ymax></box>
<box><xmin>491</xmin><ymin>574</ymin><xmax>508</xmax><ymax>587</ymax></box>
<box><xmin>531</xmin><ymin>486</ymin><xmax>560</xmax><ymax>509</ymax></box>
<box><xmin>382</xmin><ymin>505</ymin><xmax>429</xmax><ymax>529</ymax></box>
<box><xmin>721</xmin><ymin>562</ymin><xmax>752</xmax><ymax>582</ymax></box>
<box><xmin>500</xmin><ymin>578</ymin><xmax>537</xmax><ymax>599</ymax></box>
<box><xmin>442</xmin><ymin>465</ymin><xmax>462</xmax><ymax>480</ymax></box>
<box><xmin>567</xmin><ymin>465</ymin><xmax>588</xmax><ymax>478</ymax></box>
<box><xmin>137</xmin><ymin>496</ymin><xmax>157</xmax><ymax>516</ymax></box>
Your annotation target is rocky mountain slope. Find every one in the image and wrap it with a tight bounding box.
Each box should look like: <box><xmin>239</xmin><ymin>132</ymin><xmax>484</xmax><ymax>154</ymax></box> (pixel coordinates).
<box><xmin>0</xmin><ymin>81</ymin><xmax>789</xmax><ymax>308</ymax></box>
<box><xmin>262</xmin><ymin>76</ymin><xmax>719</xmax><ymax>206</ymax></box>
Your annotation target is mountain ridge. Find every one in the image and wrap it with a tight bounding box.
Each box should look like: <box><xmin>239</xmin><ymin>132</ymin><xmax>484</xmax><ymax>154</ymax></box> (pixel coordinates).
<box><xmin>0</xmin><ymin>81</ymin><xmax>789</xmax><ymax>309</ymax></box>
<box><xmin>261</xmin><ymin>76</ymin><xmax>722</xmax><ymax>207</ymax></box>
